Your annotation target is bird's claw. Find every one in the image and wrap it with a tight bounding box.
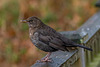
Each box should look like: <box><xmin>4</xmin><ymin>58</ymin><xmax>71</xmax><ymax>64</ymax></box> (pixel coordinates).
<box><xmin>41</xmin><ymin>57</ymin><xmax>51</xmax><ymax>62</ymax></box>
<box><xmin>36</xmin><ymin>58</ymin><xmax>52</xmax><ymax>63</ymax></box>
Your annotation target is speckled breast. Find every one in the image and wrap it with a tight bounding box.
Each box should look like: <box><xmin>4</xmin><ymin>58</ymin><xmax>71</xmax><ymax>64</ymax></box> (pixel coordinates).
<box><xmin>30</xmin><ymin>32</ymin><xmax>57</xmax><ymax>52</ymax></box>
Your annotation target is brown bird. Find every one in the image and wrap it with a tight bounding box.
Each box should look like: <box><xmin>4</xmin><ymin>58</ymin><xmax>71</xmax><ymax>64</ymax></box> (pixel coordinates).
<box><xmin>21</xmin><ymin>16</ymin><xmax>92</xmax><ymax>62</ymax></box>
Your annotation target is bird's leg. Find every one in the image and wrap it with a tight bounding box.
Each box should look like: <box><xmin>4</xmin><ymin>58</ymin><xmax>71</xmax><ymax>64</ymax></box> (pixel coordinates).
<box><xmin>41</xmin><ymin>52</ymin><xmax>51</xmax><ymax>62</ymax></box>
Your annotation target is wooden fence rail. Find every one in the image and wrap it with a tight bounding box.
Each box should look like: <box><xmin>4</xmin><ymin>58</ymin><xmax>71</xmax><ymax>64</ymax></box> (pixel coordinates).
<box><xmin>31</xmin><ymin>1</ymin><xmax>100</xmax><ymax>67</ymax></box>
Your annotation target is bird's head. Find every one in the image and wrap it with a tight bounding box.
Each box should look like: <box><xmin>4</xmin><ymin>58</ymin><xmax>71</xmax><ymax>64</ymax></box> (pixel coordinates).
<box><xmin>21</xmin><ymin>16</ymin><xmax>43</xmax><ymax>28</ymax></box>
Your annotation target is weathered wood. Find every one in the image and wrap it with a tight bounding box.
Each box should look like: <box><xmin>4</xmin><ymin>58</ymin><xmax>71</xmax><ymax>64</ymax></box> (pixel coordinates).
<box><xmin>31</xmin><ymin>9</ymin><xmax>100</xmax><ymax>67</ymax></box>
<box><xmin>31</xmin><ymin>50</ymin><xmax>79</xmax><ymax>67</ymax></box>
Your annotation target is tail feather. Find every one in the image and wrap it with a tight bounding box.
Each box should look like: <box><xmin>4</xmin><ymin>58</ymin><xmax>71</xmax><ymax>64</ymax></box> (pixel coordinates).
<box><xmin>74</xmin><ymin>44</ymin><xmax>93</xmax><ymax>51</ymax></box>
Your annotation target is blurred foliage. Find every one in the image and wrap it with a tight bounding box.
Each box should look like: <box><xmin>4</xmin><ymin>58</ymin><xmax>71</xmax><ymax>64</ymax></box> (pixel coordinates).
<box><xmin>0</xmin><ymin>0</ymin><xmax>97</xmax><ymax>67</ymax></box>
<box><xmin>21</xmin><ymin>24</ymin><xmax>28</xmax><ymax>31</ymax></box>
<box><xmin>42</xmin><ymin>12</ymin><xmax>57</xmax><ymax>24</ymax></box>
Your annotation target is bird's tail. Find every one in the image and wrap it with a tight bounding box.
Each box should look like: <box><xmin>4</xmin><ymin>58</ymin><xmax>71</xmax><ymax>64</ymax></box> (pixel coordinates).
<box><xmin>74</xmin><ymin>44</ymin><xmax>93</xmax><ymax>51</ymax></box>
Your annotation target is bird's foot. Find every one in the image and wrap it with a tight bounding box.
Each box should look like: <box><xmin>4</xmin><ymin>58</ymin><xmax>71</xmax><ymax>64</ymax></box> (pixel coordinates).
<box><xmin>36</xmin><ymin>57</ymin><xmax>51</xmax><ymax>63</ymax></box>
<box><xmin>36</xmin><ymin>52</ymin><xmax>52</xmax><ymax>63</ymax></box>
<box><xmin>41</xmin><ymin>57</ymin><xmax>51</xmax><ymax>62</ymax></box>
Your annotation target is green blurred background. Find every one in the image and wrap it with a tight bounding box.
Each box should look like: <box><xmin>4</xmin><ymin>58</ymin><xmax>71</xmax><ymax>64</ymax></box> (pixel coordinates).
<box><xmin>0</xmin><ymin>0</ymin><xmax>98</xmax><ymax>67</ymax></box>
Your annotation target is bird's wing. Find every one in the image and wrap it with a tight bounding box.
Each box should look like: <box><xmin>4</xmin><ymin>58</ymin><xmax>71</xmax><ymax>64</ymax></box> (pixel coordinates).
<box><xmin>39</xmin><ymin>33</ymin><xmax>68</xmax><ymax>51</ymax></box>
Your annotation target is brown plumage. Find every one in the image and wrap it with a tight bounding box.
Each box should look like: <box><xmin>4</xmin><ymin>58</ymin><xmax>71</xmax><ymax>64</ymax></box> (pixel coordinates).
<box><xmin>21</xmin><ymin>16</ymin><xmax>92</xmax><ymax>62</ymax></box>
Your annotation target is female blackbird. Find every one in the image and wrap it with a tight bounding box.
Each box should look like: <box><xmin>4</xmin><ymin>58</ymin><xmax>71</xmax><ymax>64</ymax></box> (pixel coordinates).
<box><xmin>21</xmin><ymin>16</ymin><xmax>92</xmax><ymax>62</ymax></box>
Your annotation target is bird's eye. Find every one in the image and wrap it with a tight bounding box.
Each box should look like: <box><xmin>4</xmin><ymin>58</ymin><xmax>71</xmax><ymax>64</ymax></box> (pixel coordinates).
<box><xmin>29</xmin><ymin>20</ymin><xmax>33</xmax><ymax>24</ymax></box>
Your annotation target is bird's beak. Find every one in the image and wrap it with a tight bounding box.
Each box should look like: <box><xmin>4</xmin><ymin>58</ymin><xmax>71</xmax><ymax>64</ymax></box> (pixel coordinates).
<box><xmin>20</xmin><ymin>20</ymin><xmax>28</xmax><ymax>23</ymax></box>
